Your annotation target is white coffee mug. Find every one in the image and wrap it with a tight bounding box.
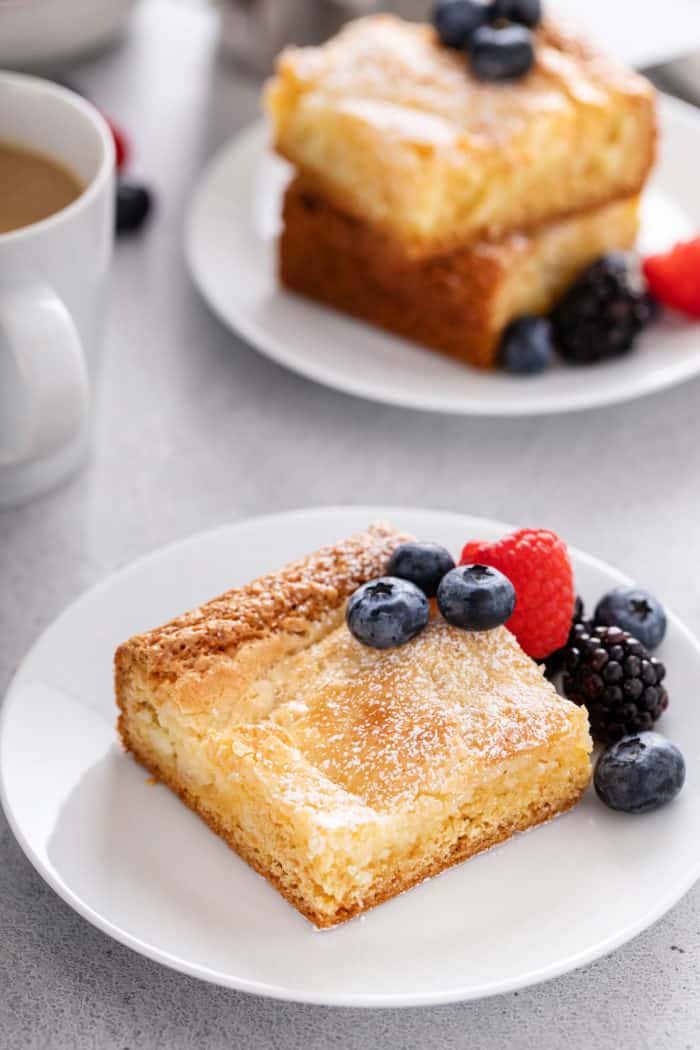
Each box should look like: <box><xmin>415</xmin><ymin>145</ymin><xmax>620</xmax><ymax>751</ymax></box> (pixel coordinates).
<box><xmin>0</xmin><ymin>72</ymin><xmax>115</xmax><ymax>507</ymax></box>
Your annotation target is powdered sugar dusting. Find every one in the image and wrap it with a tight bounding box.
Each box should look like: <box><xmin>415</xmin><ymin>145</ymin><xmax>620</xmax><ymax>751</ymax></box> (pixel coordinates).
<box><xmin>121</xmin><ymin>525</ymin><xmax>588</xmax><ymax>823</ymax></box>
<box><xmin>266</xmin><ymin>619</ymin><xmax>579</xmax><ymax>812</ymax></box>
<box><xmin>276</xmin><ymin>15</ymin><xmax>647</xmax><ymax>148</ymax></box>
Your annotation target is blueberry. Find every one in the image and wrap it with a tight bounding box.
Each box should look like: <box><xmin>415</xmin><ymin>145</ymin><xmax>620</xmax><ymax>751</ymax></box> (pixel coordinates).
<box><xmin>386</xmin><ymin>542</ymin><xmax>455</xmax><ymax>598</ymax></box>
<box><xmin>116</xmin><ymin>181</ymin><xmax>152</xmax><ymax>234</ymax></box>
<box><xmin>437</xmin><ymin>564</ymin><xmax>516</xmax><ymax>631</ymax></box>
<box><xmin>433</xmin><ymin>0</ymin><xmax>495</xmax><ymax>49</ymax></box>
<box><xmin>594</xmin><ymin>588</ymin><xmax>667</xmax><ymax>651</ymax></box>
<box><xmin>594</xmin><ymin>732</ymin><xmax>685</xmax><ymax>814</ymax></box>
<box><xmin>469</xmin><ymin>24</ymin><xmax>535</xmax><ymax>80</ymax></box>
<box><xmin>346</xmin><ymin>577</ymin><xmax>430</xmax><ymax>649</ymax></box>
<box><xmin>495</xmin><ymin>0</ymin><xmax>542</xmax><ymax>28</ymax></box>
<box><xmin>499</xmin><ymin>316</ymin><xmax>554</xmax><ymax>374</ymax></box>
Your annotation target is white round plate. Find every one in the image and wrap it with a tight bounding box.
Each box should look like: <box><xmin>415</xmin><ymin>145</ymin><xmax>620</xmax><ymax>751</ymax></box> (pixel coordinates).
<box><xmin>186</xmin><ymin>96</ymin><xmax>700</xmax><ymax>416</ymax></box>
<box><xmin>2</xmin><ymin>507</ymin><xmax>699</xmax><ymax>1006</ymax></box>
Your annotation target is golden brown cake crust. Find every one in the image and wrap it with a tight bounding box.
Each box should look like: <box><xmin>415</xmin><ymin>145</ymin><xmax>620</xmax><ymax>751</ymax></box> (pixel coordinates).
<box><xmin>115</xmin><ymin>522</ymin><xmax>408</xmax><ymax>686</ymax></box>
<box><xmin>279</xmin><ymin>179</ymin><xmax>640</xmax><ymax>370</ymax></box>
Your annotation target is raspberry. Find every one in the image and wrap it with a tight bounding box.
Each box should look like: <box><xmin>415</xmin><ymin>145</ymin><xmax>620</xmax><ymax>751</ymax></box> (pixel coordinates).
<box><xmin>562</xmin><ymin>625</ymin><xmax>668</xmax><ymax>744</ymax></box>
<box><xmin>103</xmin><ymin>115</ymin><xmax>130</xmax><ymax>172</ymax></box>
<box><xmin>643</xmin><ymin>237</ymin><xmax>700</xmax><ymax>319</ymax></box>
<box><xmin>460</xmin><ymin>528</ymin><xmax>574</xmax><ymax>659</ymax></box>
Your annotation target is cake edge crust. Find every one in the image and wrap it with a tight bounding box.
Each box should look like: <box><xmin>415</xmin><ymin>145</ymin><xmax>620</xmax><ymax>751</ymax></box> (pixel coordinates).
<box><xmin>118</xmin><ymin>715</ymin><xmax>589</xmax><ymax>929</ymax></box>
<box><xmin>279</xmin><ymin>180</ymin><xmax>641</xmax><ymax>370</ymax></box>
<box><xmin>114</xmin><ymin>522</ymin><xmax>410</xmax><ymax>687</ymax></box>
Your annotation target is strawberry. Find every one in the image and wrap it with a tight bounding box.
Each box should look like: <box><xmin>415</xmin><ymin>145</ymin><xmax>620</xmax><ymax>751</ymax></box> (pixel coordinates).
<box><xmin>460</xmin><ymin>528</ymin><xmax>575</xmax><ymax>660</ymax></box>
<box><xmin>643</xmin><ymin>237</ymin><xmax>700</xmax><ymax>319</ymax></box>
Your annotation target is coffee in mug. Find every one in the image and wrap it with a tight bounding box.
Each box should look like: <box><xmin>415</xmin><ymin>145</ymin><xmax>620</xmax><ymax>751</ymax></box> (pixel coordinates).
<box><xmin>0</xmin><ymin>142</ymin><xmax>84</xmax><ymax>234</ymax></box>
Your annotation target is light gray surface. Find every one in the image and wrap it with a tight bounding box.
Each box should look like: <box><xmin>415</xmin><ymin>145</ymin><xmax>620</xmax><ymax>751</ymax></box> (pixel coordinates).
<box><xmin>2</xmin><ymin>2</ymin><xmax>700</xmax><ymax>1047</ymax></box>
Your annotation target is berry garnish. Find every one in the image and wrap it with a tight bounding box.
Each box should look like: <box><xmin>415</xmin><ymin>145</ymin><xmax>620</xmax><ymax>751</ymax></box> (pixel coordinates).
<box><xmin>499</xmin><ymin>316</ymin><xmax>554</xmax><ymax>375</ymax></box>
<box><xmin>116</xmin><ymin>182</ymin><xmax>152</xmax><ymax>235</ymax></box>
<box><xmin>460</xmin><ymin>529</ymin><xmax>574</xmax><ymax>660</ymax></box>
<box><xmin>437</xmin><ymin>564</ymin><xmax>516</xmax><ymax>631</ymax></box>
<box><xmin>594</xmin><ymin>587</ymin><xmax>667</xmax><ymax>651</ymax></box>
<box><xmin>562</xmin><ymin>625</ymin><xmax>668</xmax><ymax>745</ymax></box>
<box><xmin>550</xmin><ymin>254</ymin><xmax>655</xmax><ymax>365</ymax></box>
<box><xmin>468</xmin><ymin>24</ymin><xmax>535</xmax><ymax>81</ymax></box>
<box><xmin>643</xmin><ymin>237</ymin><xmax>700</xmax><ymax>319</ymax></box>
<box><xmin>433</xmin><ymin>0</ymin><xmax>494</xmax><ymax>49</ymax></box>
<box><xmin>544</xmin><ymin>595</ymin><xmax>587</xmax><ymax>678</ymax></box>
<box><xmin>346</xmin><ymin>577</ymin><xmax>429</xmax><ymax>649</ymax></box>
<box><xmin>104</xmin><ymin>115</ymin><xmax>130</xmax><ymax>172</ymax></box>
<box><xmin>495</xmin><ymin>0</ymin><xmax>542</xmax><ymax>28</ymax></box>
<box><xmin>594</xmin><ymin>732</ymin><xmax>685</xmax><ymax>814</ymax></box>
<box><xmin>386</xmin><ymin>542</ymin><xmax>455</xmax><ymax>598</ymax></box>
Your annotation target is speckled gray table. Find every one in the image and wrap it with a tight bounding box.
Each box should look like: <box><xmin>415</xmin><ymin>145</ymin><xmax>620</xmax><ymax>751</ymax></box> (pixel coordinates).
<box><xmin>2</xmin><ymin>3</ymin><xmax>700</xmax><ymax>1047</ymax></box>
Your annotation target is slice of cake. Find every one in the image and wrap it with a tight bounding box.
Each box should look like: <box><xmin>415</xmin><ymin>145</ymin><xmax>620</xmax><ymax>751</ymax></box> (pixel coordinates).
<box><xmin>116</xmin><ymin>524</ymin><xmax>592</xmax><ymax>928</ymax></box>
<box><xmin>280</xmin><ymin>178</ymin><xmax>640</xmax><ymax>370</ymax></box>
<box><xmin>266</xmin><ymin>15</ymin><xmax>655</xmax><ymax>255</ymax></box>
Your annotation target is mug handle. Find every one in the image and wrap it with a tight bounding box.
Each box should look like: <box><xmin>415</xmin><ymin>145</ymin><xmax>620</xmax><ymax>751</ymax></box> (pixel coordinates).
<box><xmin>0</xmin><ymin>282</ymin><xmax>89</xmax><ymax>467</ymax></box>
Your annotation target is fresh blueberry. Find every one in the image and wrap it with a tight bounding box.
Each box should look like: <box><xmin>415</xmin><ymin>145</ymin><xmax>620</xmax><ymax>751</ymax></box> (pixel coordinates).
<box><xmin>433</xmin><ymin>0</ymin><xmax>494</xmax><ymax>49</ymax></box>
<box><xmin>386</xmin><ymin>542</ymin><xmax>455</xmax><ymax>598</ymax></box>
<box><xmin>469</xmin><ymin>24</ymin><xmax>535</xmax><ymax>80</ymax></box>
<box><xmin>594</xmin><ymin>587</ymin><xmax>667</xmax><ymax>651</ymax></box>
<box><xmin>499</xmin><ymin>316</ymin><xmax>554</xmax><ymax>374</ymax></box>
<box><xmin>494</xmin><ymin>0</ymin><xmax>542</xmax><ymax>28</ymax></box>
<box><xmin>116</xmin><ymin>181</ymin><xmax>152</xmax><ymax>234</ymax></box>
<box><xmin>594</xmin><ymin>732</ymin><xmax>685</xmax><ymax>814</ymax></box>
<box><xmin>346</xmin><ymin>577</ymin><xmax>430</xmax><ymax>649</ymax></box>
<box><xmin>437</xmin><ymin>564</ymin><xmax>516</xmax><ymax>631</ymax></box>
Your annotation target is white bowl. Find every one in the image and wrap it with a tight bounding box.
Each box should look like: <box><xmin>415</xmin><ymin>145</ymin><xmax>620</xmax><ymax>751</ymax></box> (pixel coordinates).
<box><xmin>0</xmin><ymin>0</ymin><xmax>137</xmax><ymax>67</ymax></box>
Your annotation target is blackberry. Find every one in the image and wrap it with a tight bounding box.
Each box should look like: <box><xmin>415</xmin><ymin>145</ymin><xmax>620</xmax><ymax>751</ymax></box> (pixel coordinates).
<box><xmin>550</xmin><ymin>254</ymin><xmax>654</xmax><ymax>365</ymax></box>
<box><xmin>562</xmin><ymin>624</ymin><xmax>668</xmax><ymax>745</ymax></box>
<box><xmin>543</xmin><ymin>595</ymin><xmax>587</xmax><ymax>678</ymax></box>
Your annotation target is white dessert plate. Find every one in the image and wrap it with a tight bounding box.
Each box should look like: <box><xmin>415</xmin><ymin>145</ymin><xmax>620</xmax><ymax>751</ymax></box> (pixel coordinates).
<box><xmin>186</xmin><ymin>95</ymin><xmax>700</xmax><ymax>416</ymax></box>
<box><xmin>2</xmin><ymin>506</ymin><xmax>699</xmax><ymax>1007</ymax></box>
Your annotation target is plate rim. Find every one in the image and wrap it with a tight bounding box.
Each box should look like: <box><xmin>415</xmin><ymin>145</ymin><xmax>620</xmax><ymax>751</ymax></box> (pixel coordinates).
<box><xmin>3</xmin><ymin>504</ymin><xmax>700</xmax><ymax>1007</ymax></box>
<box><xmin>185</xmin><ymin>94</ymin><xmax>700</xmax><ymax>419</ymax></box>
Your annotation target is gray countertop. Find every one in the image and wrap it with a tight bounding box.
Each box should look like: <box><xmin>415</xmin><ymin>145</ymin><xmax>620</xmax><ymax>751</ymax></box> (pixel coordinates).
<box><xmin>2</xmin><ymin>2</ymin><xmax>700</xmax><ymax>1046</ymax></box>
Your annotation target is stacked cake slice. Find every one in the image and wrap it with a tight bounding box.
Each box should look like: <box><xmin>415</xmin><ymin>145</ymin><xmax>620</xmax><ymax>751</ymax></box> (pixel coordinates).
<box><xmin>265</xmin><ymin>15</ymin><xmax>656</xmax><ymax>369</ymax></box>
